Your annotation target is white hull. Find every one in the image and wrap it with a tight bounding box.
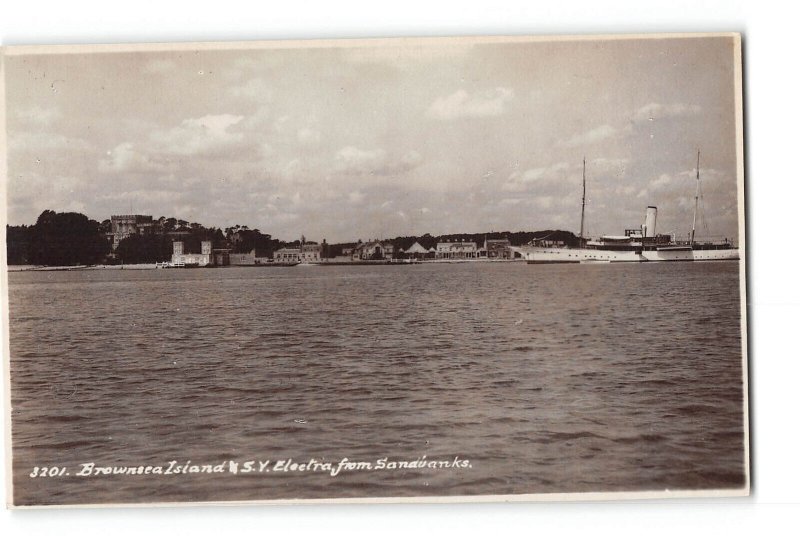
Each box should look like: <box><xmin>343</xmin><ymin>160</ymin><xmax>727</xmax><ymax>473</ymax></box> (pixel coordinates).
<box><xmin>516</xmin><ymin>246</ymin><xmax>739</xmax><ymax>263</ymax></box>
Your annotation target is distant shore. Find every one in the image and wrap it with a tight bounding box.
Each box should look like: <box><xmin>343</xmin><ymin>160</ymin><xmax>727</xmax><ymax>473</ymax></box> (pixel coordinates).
<box><xmin>7</xmin><ymin>259</ymin><xmax>527</xmax><ymax>272</ymax></box>
<box><xmin>7</xmin><ymin>263</ymin><xmax>160</xmax><ymax>272</ymax></box>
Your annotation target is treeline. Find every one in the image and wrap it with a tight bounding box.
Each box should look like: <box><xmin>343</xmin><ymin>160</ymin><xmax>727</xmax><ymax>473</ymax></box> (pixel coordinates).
<box><xmin>6</xmin><ymin>209</ymin><xmax>580</xmax><ymax>266</ymax></box>
<box><xmin>7</xmin><ymin>211</ymin><xmax>109</xmax><ymax>266</ymax></box>
<box><xmin>5</xmin><ymin>211</ymin><xmax>289</xmax><ymax>266</ymax></box>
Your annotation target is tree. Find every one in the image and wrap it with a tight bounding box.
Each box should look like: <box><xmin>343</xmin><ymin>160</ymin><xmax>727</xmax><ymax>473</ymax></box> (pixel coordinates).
<box><xmin>116</xmin><ymin>233</ymin><xmax>173</xmax><ymax>264</ymax></box>
<box><xmin>27</xmin><ymin>210</ymin><xmax>110</xmax><ymax>266</ymax></box>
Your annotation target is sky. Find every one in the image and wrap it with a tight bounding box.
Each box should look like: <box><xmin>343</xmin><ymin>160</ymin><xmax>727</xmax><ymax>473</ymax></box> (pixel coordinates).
<box><xmin>4</xmin><ymin>35</ymin><xmax>741</xmax><ymax>243</ymax></box>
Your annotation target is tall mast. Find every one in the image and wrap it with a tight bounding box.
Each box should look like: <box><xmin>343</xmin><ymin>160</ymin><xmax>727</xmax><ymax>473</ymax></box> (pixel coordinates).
<box><xmin>691</xmin><ymin>150</ymin><xmax>700</xmax><ymax>246</ymax></box>
<box><xmin>579</xmin><ymin>157</ymin><xmax>586</xmax><ymax>248</ymax></box>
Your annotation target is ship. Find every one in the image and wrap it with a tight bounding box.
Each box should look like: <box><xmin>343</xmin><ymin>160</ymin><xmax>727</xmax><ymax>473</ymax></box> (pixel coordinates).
<box><xmin>515</xmin><ymin>152</ymin><xmax>740</xmax><ymax>263</ymax></box>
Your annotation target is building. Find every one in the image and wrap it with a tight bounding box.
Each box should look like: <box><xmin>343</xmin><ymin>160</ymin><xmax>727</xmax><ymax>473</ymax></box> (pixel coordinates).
<box><xmin>274</xmin><ymin>242</ymin><xmax>322</xmax><ymax>263</ymax></box>
<box><xmin>436</xmin><ymin>240</ymin><xmax>478</xmax><ymax>259</ymax></box>
<box><xmin>171</xmin><ymin>241</ymin><xmax>212</xmax><ymax>267</ymax></box>
<box><xmin>484</xmin><ymin>238</ymin><xmax>514</xmax><ymax>259</ymax></box>
<box><xmin>110</xmin><ymin>214</ymin><xmax>154</xmax><ymax>249</ymax></box>
<box><xmin>401</xmin><ymin>241</ymin><xmax>436</xmax><ymax>259</ymax></box>
<box><xmin>229</xmin><ymin>250</ymin><xmax>256</xmax><ymax>266</ymax></box>
<box><xmin>352</xmin><ymin>240</ymin><xmax>394</xmax><ymax>260</ymax></box>
<box><xmin>212</xmin><ymin>248</ymin><xmax>232</xmax><ymax>266</ymax></box>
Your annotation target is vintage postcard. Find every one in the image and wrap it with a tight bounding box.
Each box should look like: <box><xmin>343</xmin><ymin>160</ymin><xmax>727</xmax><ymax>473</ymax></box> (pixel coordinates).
<box><xmin>1</xmin><ymin>33</ymin><xmax>748</xmax><ymax>507</ymax></box>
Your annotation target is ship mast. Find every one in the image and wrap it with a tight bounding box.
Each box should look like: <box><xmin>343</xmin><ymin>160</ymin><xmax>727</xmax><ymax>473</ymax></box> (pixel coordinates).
<box><xmin>691</xmin><ymin>150</ymin><xmax>700</xmax><ymax>247</ymax></box>
<box><xmin>579</xmin><ymin>157</ymin><xmax>586</xmax><ymax>248</ymax></box>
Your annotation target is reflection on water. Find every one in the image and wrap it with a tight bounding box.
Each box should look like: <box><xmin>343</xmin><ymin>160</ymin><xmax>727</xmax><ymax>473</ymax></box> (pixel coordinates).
<box><xmin>8</xmin><ymin>262</ymin><xmax>746</xmax><ymax>505</ymax></box>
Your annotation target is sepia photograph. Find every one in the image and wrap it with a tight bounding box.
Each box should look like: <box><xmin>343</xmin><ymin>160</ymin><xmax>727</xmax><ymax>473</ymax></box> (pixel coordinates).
<box><xmin>2</xmin><ymin>33</ymin><xmax>748</xmax><ymax>507</ymax></box>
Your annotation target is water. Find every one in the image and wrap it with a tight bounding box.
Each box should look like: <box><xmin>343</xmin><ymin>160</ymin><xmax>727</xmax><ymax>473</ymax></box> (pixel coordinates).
<box><xmin>7</xmin><ymin>262</ymin><xmax>746</xmax><ymax>505</ymax></box>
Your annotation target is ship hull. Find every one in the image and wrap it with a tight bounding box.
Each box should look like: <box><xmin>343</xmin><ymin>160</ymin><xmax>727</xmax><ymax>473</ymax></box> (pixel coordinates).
<box><xmin>517</xmin><ymin>247</ymin><xmax>739</xmax><ymax>263</ymax></box>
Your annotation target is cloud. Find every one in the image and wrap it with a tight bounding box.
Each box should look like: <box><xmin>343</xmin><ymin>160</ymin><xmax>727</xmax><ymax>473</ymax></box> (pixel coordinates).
<box><xmin>426</xmin><ymin>87</ymin><xmax>514</xmax><ymax>120</ymax></box>
<box><xmin>8</xmin><ymin>131</ymin><xmax>91</xmax><ymax>152</ymax></box>
<box><xmin>558</xmin><ymin>125</ymin><xmax>618</xmax><ymax>148</ymax></box>
<box><xmin>98</xmin><ymin>142</ymin><xmax>151</xmax><ymax>173</ymax></box>
<box><xmin>333</xmin><ymin>146</ymin><xmax>423</xmax><ymax>176</ymax></box>
<box><xmin>334</xmin><ymin>146</ymin><xmax>387</xmax><ymax>175</ymax></box>
<box><xmin>502</xmin><ymin>162</ymin><xmax>572</xmax><ymax>191</ymax></box>
<box><xmin>591</xmin><ymin>157</ymin><xmax>630</xmax><ymax>174</ymax></box>
<box><xmin>649</xmin><ymin>173</ymin><xmax>673</xmax><ymax>190</ymax></box>
<box><xmin>97</xmin><ymin>189</ymin><xmax>184</xmax><ymax>203</ymax></box>
<box><xmin>632</xmin><ymin>102</ymin><xmax>702</xmax><ymax>123</ymax></box>
<box><xmin>149</xmin><ymin>114</ymin><xmax>245</xmax><ymax>156</ymax></box>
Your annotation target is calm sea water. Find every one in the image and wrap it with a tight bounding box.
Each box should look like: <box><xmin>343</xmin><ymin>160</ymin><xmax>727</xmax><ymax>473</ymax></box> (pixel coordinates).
<box><xmin>7</xmin><ymin>262</ymin><xmax>746</xmax><ymax>505</ymax></box>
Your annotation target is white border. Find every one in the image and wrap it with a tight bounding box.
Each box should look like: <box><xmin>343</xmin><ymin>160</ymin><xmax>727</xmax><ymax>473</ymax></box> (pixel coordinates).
<box><xmin>2</xmin><ymin>0</ymin><xmax>800</xmax><ymax>541</ymax></box>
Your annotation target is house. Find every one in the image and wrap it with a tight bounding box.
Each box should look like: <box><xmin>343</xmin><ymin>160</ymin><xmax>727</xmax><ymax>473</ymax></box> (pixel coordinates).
<box><xmin>436</xmin><ymin>240</ymin><xmax>478</xmax><ymax>259</ymax></box>
<box><xmin>352</xmin><ymin>240</ymin><xmax>394</xmax><ymax>260</ymax></box>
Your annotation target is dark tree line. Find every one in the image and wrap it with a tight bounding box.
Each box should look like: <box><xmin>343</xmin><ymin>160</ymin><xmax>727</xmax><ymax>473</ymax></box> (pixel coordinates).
<box><xmin>6</xmin><ymin>210</ymin><xmax>110</xmax><ymax>266</ymax></box>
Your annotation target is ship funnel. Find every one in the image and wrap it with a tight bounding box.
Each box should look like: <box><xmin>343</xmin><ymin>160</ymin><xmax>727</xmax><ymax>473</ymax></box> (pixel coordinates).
<box><xmin>644</xmin><ymin>206</ymin><xmax>657</xmax><ymax>238</ymax></box>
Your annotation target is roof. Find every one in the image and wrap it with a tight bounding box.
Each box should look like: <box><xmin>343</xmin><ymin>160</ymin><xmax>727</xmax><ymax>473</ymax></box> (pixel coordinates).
<box><xmin>404</xmin><ymin>241</ymin><xmax>433</xmax><ymax>253</ymax></box>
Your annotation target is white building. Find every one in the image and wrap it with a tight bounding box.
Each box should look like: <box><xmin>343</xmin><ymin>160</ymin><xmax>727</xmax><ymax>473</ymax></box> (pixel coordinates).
<box><xmin>274</xmin><ymin>243</ymin><xmax>322</xmax><ymax>263</ymax></box>
<box><xmin>436</xmin><ymin>240</ymin><xmax>478</xmax><ymax>259</ymax></box>
<box><xmin>171</xmin><ymin>241</ymin><xmax>212</xmax><ymax>267</ymax></box>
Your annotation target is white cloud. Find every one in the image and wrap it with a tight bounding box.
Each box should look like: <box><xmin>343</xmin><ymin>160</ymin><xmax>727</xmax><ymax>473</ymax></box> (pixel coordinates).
<box><xmin>633</xmin><ymin>102</ymin><xmax>702</xmax><ymax>123</ymax></box>
<box><xmin>426</xmin><ymin>87</ymin><xmax>514</xmax><ymax>121</ymax></box>
<box><xmin>592</xmin><ymin>157</ymin><xmax>630</xmax><ymax>174</ymax></box>
<box><xmin>97</xmin><ymin>189</ymin><xmax>184</xmax><ymax>203</ymax></box>
<box><xmin>334</xmin><ymin>146</ymin><xmax>387</xmax><ymax>175</ymax></box>
<box><xmin>150</xmin><ymin>114</ymin><xmax>245</xmax><ymax>156</ymax></box>
<box><xmin>649</xmin><ymin>173</ymin><xmax>673</xmax><ymax>190</ymax></box>
<box><xmin>242</xmin><ymin>105</ymin><xmax>271</xmax><ymax>130</ymax></box>
<box><xmin>333</xmin><ymin>146</ymin><xmax>423</xmax><ymax>176</ymax></box>
<box><xmin>558</xmin><ymin>125</ymin><xmax>618</xmax><ymax>148</ymax></box>
<box><xmin>9</xmin><ymin>132</ymin><xmax>91</xmax><ymax>152</ymax></box>
<box><xmin>502</xmin><ymin>162</ymin><xmax>571</xmax><ymax>192</ymax></box>
<box><xmin>98</xmin><ymin>142</ymin><xmax>151</xmax><ymax>173</ymax></box>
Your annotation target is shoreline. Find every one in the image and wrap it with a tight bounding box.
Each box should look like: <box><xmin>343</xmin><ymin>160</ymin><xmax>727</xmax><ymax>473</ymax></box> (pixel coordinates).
<box><xmin>6</xmin><ymin>259</ymin><xmax>527</xmax><ymax>272</ymax></box>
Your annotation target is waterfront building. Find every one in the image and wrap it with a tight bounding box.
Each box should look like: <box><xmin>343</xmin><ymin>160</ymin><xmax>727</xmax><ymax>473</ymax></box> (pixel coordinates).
<box><xmin>352</xmin><ymin>240</ymin><xmax>395</xmax><ymax>260</ymax></box>
<box><xmin>274</xmin><ymin>247</ymin><xmax>301</xmax><ymax>262</ymax></box>
<box><xmin>213</xmin><ymin>248</ymin><xmax>232</xmax><ymax>266</ymax></box>
<box><xmin>229</xmin><ymin>249</ymin><xmax>255</xmax><ymax>266</ymax></box>
<box><xmin>110</xmin><ymin>214</ymin><xmax>154</xmax><ymax>249</ymax></box>
<box><xmin>402</xmin><ymin>241</ymin><xmax>436</xmax><ymax>259</ymax></box>
<box><xmin>436</xmin><ymin>240</ymin><xmax>478</xmax><ymax>259</ymax></box>
<box><xmin>484</xmin><ymin>237</ymin><xmax>514</xmax><ymax>259</ymax></box>
<box><xmin>301</xmin><ymin>243</ymin><xmax>322</xmax><ymax>262</ymax></box>
<box><xmin>274</xmin><ymin>242</ymin><xmax>322</xmax><ymax>263</ymax></box>
<box><xmin>171</xmin><ymin>241</ymin><xmax>213</xmax><ymax>267</ymax></box>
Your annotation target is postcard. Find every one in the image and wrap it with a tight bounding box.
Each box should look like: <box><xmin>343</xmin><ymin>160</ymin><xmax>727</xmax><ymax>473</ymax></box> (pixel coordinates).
<box><xmin>1</xmin><ymin>33</ymin><xmax>748</xmax><ymax>507</ymax></box>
